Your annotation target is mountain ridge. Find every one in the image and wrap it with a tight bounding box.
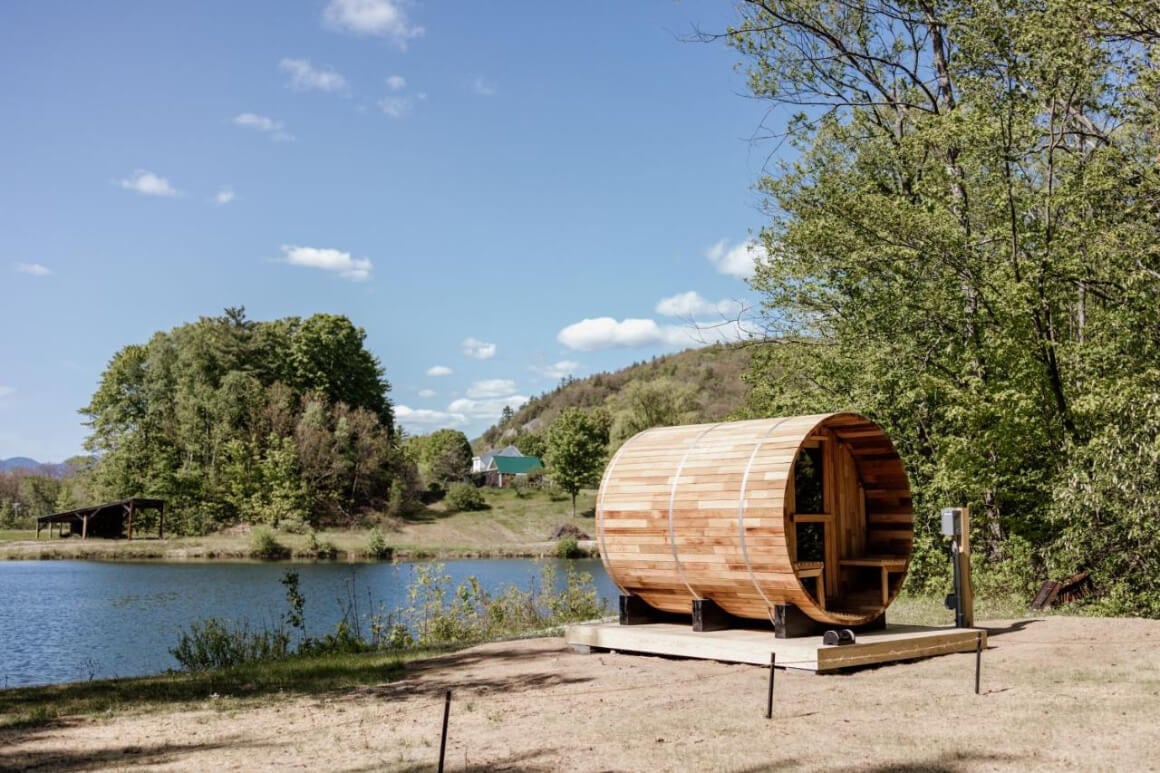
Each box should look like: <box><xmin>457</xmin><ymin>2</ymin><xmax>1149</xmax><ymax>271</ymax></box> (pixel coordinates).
<box><xmin>475</xmin><ymin>342</ymin><xmax>755</xmax><ymax>450</ymax></box>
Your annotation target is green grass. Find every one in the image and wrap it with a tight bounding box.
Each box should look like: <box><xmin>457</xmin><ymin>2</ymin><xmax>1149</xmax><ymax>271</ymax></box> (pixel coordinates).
<box><xmin>887</xmin><ymin>590</ymin><xmax>1052</xmax><ymax>626</ymax></box>
<box><xmin>0</xmin><ymin>648</ymin><xmax>443</xmax><ymax>730</ymax></box>
<box><xmin>0</xmin><ymin>487</ymin><xmax>598</xmax><ymax>562</ymax></box>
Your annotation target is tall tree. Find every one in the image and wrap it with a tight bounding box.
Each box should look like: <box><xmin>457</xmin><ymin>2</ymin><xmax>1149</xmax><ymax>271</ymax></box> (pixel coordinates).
<box><xmin>405</xmin><ymin>429</ymin><xmax>473</xmax><ymax>486</ymax></box>
<box><xmin>81</xmin><ymin>311</ymin><xmax>400</xmax><ymax>534</ymax></box>
<box><xmin>729</xmin><ymin>0</ymin><xmax>1160</xmax><ymax>607</ymax></box>
<box><xmin>288</xmin><ymin>314</ymin><xmax>393</xmax><ymax>432</ymax></box>
<box><xmin>545</xmin><ymin>408</ymin><xmax>608</xmax><ymax>517</ymax></box>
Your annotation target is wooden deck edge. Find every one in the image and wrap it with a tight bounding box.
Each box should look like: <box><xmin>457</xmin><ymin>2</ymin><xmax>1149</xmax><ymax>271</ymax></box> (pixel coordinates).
<box><xmin>564</xmin><ymin>623</ymin><xmax>985</xmax><ymax>674</ymax></box>
<box><xmin>564</xmin><ymin>623</ymin><xmax>794</xmax><ymax>667</ymax></box>
<box><xmin>814</xmin><ymin>629</ymin><xmax>985</xmax><ymax>671</ymax></box>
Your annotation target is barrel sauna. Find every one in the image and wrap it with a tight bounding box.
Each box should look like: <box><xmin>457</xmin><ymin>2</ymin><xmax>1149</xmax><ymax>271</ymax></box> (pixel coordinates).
<box><xmin>596</xmin><ymin>413</ymin><xmax>913</xmax><ymax>627</ymax></box>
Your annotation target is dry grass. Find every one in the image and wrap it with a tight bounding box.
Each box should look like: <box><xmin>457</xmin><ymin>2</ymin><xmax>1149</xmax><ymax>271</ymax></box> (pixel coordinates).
<box><xmin>0</xmin><ymin>488</ymin><xmax>598</xmax><ymax>562</ymax></box>
<box><xmin>1</xmin><ymin>615</ymin><xmax>1156</xmax><ymax>771</ymax></box>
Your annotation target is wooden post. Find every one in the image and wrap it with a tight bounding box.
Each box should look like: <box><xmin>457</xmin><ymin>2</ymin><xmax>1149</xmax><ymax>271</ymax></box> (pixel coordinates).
<box><xmin>36</xmin><ymin>521</ymin><xmax>41</xmax><ymax>540</ymax></box>
<box><xmin>81</xmin><ymin>514</ymin><xmax>88</xmax><ymax>540</ymax></box>
<box><xmin>958</xmin><ymin>506</ymin><xmax>974</xmax><ymax>628</ymax></box>
<box><xmin>127</xmin><ymin>500</ymin><xmax>135</xmax><ymax>540</ymax></box>
<box><xmin>159</xmin><ymin>502</ymin><xmax>165</xmax><ymax>540</ymax></box>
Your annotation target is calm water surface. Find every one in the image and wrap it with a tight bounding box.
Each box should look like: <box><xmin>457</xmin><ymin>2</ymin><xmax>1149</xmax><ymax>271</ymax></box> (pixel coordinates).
<box><xmin>0</xmin><ymin>559</ymin><xmax>617</xmax><ymax>688</ymax></box>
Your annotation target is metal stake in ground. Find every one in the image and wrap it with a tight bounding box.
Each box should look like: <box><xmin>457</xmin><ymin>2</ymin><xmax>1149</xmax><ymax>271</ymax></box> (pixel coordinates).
<box><xmin>765</xmin><ymin>652</ymin><xmax>776</xmax><ymax>719</ymax></box>
<box><xmin>438</xmin><ymin>690</ymin><xmax>451</xmax><ymax>773</ymax></box>
<box><xmin>974</xmin><ymin>632</ymin><xmax>983</xmax><ymax>695</ymax></box>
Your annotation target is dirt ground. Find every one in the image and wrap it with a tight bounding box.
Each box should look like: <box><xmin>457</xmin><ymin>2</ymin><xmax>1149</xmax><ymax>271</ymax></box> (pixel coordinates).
<box><xmin>2</xmin><ymin>616</ymin><xmax>1158</xmax><ymax>772</ymax></box>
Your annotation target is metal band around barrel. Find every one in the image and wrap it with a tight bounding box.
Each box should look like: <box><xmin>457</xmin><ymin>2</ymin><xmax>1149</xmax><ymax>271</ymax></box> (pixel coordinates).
<box><xmin>668</xmin><ymin>422</ymin><xmax>725</xmax><ymax>601</ymax></box>
<box><xmin>595</xmin><ymin>431</ymin><xmax>640</xmax><ymax>596</ymax></box>
<box><xmin>737</xmin><ymin>417</ymin><xmax>793</xmax><ymax>611</ymax></box>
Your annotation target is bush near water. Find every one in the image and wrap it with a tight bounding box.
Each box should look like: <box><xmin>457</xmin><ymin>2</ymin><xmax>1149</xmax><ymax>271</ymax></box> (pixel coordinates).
<box><xmin>170</xmin><ymin>564</ymin><xmax>607</xmax><ymax>672</ymax></box>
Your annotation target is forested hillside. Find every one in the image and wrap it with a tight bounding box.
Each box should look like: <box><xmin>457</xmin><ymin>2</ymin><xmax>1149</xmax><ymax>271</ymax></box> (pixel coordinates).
<box><xmin>476</xmin><ymin>343</ymin><xmax>753</xmax><ymax>451</ymax></box>
<box><xmin>79</xmin><ymin>308</ymin><xmax>406</xmax><ymax>535</ymax></box>
<box><xmin>732</xmin><ymin>0</ymin><xmax>1160</xmax><ymax>614</ymax></box>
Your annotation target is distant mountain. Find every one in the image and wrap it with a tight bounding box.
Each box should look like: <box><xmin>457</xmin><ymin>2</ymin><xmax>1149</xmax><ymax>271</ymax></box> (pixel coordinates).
<box><xmin>0</xmin><ymin>457</ymin><xmax>74</xmax><ymax>477</ymax></box>
<box><xmin>474</xmin><ymin>343</ymin><xmax>755</xmax><ymax>450</ymax></box>
<box><xmin>0</xmin><ymin>457</ymin><xmax>44</xmax><ymax>472</ymax></box>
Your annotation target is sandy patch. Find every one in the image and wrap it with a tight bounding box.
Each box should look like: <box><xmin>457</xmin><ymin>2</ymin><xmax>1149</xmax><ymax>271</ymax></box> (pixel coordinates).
<box><xmin>2</xmin><ymin>616</ymin><xmax>1158</xmax><ymax>771</ymax></box>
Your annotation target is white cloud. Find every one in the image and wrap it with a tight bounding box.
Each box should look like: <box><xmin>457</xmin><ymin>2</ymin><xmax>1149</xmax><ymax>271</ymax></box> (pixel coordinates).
<box><xmin>706</xmin><ymin>239</ymin><xmax>765</xmax><ymax>280</ymax></box>
<box><xmin>557</xmin><ymin>318</ymin><xmax>674</xmax><ymax>351</ymax></box>
<box><xmin>462</xmin><ymin>337</ymin><xmax>497</xmax><ymax>360</ymax></box>
<box><xmin>379</xmin><ymin>96</ymin><xmax>412</xmax><ymax>118</ymax></box>
<box><xmin>655</xmin><ymin>291</ymin><xmax>744</xmax><ymax>319</ymax></box>
<box><xmin>119</xmin><ymin>169</ymin><xmax>179</xmax><ymax>197</ymax></box>
<box><xmin>531</xmin><ymin>360</ymin><xmax>579</xmax><ymax>379</ymax></box>
<box><xmin>472</xmin><ymin>75</ymin><xmax>496</xmax><ymax>96</ymax></box>
<box><xmin>14</xmin><ymin>263</ymin><xmax>51</xmax><ymax>276</ymax></box>
<box><xmin>323</xmin><ymin>0</ymin><xmax>424</xmax><ymax>46</ymax></box>
<box><xmin>395</xmin><ymin>404</ymin><xmax>466</xmax><ymax>427</ymax></box>
<box><xmin>279</xmin><ymin>244</ymin><xmax>372</xmax><ymax>282</ymax></box>
<box><xmin>0</xmin><ymin>386</ymin><xmax>14</xmax><ymax>399</ymax></box>
<box><xmin>233</xmin><ymin>113</ymin><xmax>280</xmax><ymax>132</ymax></box>
<box><xmin>557</xmin><ymin>316</ymin><xmax>748</xmax><ymax>352</ymax></box>
<box><xmin>467</xmin><ymin>379</ymin><xmax>517</xmax><ymax>399</ymax></box>
<box><xmin>426</xmin><ymin>365</ymin><xmax>453</xmax><ymax>377</ymax></box>
<box><xmin>448</xmin><ymin>395</ymin><xmax>529</xmax><ymax>421</ymax></box>
<box><xmin>233</xmin><ymin>112</ymin><xmax>295</xmax><ymax>142</ymax></box>
<box><xmin>280</xmin><ymin>58</ymin><xmax>349</xmax><ymax>93</ymax></box>
<box><xmin>214</xmin><ymin>188</ymin><xmax>236</xmax><ymax>206</ymax></box>
<box><xmin>417</xmin><ymin>388</ymin><xmax>437</xmax><ymax>398</ymax></box>
<box><xmin>386</xmin><ymin>74</ymin><xmax>407</xmax><ymax>91</ymax></box>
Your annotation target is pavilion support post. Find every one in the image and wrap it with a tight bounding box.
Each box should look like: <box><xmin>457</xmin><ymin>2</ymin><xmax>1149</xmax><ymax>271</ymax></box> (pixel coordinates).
<box><xmin>82</xmin><ymin>514</ymin><xmax>89</xmax><ymax>540</ymax></box>
<box><xmin>36</xmin><ymin>521</ymin><xmax>41</xmax><ymax>540</ymax></box>
<box><xmin>159</xmin><ymin>503</ymin><xmax>165</xmax><ymax>540</ymax></box>
<box><xmin>127</xmin><ymin>500</ymin><xmax>135</xmax><ymax>540</ymax></box>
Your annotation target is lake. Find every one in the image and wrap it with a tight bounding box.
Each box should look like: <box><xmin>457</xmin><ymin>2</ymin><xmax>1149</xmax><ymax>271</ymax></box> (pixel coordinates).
<box><xmin>0</xmin><ymin>559</ymin><xmax>619</xmax><ymax>689</ymax></box>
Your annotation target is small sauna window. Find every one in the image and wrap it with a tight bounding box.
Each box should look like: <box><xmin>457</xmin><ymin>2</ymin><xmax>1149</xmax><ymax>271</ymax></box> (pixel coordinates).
<box><xmin>796</xmin><ymin>522</ymin><xmax>825</xmax><ymax>562</ymax></box>
<box><xmin>794</xmin><ymin>445</ymin><xmax>824</xmax><ymax>514</ymax></box>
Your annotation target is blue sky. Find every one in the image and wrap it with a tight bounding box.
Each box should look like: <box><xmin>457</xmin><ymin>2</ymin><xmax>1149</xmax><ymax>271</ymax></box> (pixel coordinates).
<box><xmin>0</xmin><ymin>0</ymin><xmax>779</xmax><ymax>461</ymax></box>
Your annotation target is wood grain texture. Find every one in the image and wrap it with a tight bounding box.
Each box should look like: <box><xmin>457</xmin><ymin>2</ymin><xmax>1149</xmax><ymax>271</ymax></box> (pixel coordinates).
<box><xmin>597</xmin><ymin>414</ymin><xmax>913</xmax><ymax>626</ymax></box>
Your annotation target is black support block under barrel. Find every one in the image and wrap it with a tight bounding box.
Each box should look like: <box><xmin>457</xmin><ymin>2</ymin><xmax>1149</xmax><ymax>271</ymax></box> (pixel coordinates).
<box><xmin>773</xmin><ymin>604</ymin><xmax>827</xmax><ymax>639</ymax></box>
<box><xmin>852</xmin><ymin>611</ymin><xmax>886</xmax><ymax>632</ymax></box>
<box><xmin>692</xmin><ymin>598</ymin><xmax>730</xmax><ymax>632</ymax></box>
<box><xmin>619</xmin><ymin>594</ymin><xmax>658</xmax><ymax>625</ymax></box>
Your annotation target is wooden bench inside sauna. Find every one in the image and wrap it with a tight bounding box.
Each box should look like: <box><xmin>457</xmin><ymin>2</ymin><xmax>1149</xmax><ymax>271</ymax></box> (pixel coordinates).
<box><xmin>596</xmin><ymin>413</ymin><xmax>913</xmax><ymax>637</ymax></box>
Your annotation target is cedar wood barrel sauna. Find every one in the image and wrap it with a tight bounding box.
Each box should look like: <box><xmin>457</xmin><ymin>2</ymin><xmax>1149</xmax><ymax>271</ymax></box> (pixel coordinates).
<box><xmin>596</xmin><ymin>413</ymin><xmax>913</xmax><ymax>632</ymax></box>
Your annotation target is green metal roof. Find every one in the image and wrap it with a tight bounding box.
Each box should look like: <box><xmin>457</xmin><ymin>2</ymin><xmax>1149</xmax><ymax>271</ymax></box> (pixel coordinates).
<box><xmin>491</xmin><ymin>455</ymin><xmax>543</xmax><ymax>474</ymax></box>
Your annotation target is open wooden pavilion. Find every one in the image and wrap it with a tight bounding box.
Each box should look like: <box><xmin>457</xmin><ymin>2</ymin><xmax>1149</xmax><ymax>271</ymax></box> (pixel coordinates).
<box><xmin>36</xmin><ymin>498</ymin><xmax>165</xmax><ymax>540</ymax></box>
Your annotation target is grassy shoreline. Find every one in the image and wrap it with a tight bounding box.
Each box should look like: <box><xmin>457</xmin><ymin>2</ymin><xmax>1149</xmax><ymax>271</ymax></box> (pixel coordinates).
<box><xmin>0</xmin><ymin>487</ymin><xmax>599</xmax><ymax>562</ymax></box>
<box><xmin>0</xmin><ymin>591</ymin><xmax>1046</xmax><ymax>730</ymax></box>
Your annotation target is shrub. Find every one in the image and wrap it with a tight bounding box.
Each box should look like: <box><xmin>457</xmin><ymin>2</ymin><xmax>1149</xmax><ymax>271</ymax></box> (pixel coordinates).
<box><xmin>445</xmin><ymin>482</ymin><xmax>487</xmax><ymax>512</ymax></box>
<box><xmin>170</xmin><ymin>618</ymin><xmax>291</xmax><ymax>671</ymax></box>
<box><xmin>302</xmin><ymin>529</ymin><xmax>338</xmax><ymax>560</ymax></box>
<box><xmin>249</xmin><ymin>526</ymin><xmax>289</xmax><ymax>560</ymax></box>
<box><xmin>556</xmin><ymin>535</ymin><xmax>584</xmax><ymax>559</ymax></box>
<box><xmin>366</xmin><ymin>527</ymin><xmax>392</xmax><ymax>560</ymax></box>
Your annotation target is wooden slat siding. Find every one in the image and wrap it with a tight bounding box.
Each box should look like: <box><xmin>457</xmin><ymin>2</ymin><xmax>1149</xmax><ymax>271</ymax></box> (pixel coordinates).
<box><xmin>598</xmin><ymin>414</ymin><xmax>913</xmax><ymax>627</ymax></box>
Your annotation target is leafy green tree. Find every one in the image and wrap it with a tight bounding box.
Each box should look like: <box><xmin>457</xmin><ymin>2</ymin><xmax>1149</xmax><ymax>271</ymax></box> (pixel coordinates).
<box><xmin>512</xmin><ymin>431</ymin><xmax>546</xmax><ymax>459</ymax></box>
<box><xmin>288</xmin><ymin>314</ymin><xmax>393</xmax><ymax>431</ymax></box>
<box><xmin>729</xmin><ymin>0</ymin><xmax>1160</xmax><ymax>606</ymax></box>
<box><xmin>545</xmin><ymin>408</ymin><xmax>608</xmax><ymax>517</ymax></box>
<box><xmin>406</xmin><ymin>429</ymin><xmax>472</xmax><ymax>486</ymax></box>
<box><xmin>609</xmin><ymin>377</ymin><xmax>700</xmax><ymax>448</ymax></box>
<box><xmin>80</xmin><ymin>310</ymin><xmax>399</xmax><ymax>534</ymax></box>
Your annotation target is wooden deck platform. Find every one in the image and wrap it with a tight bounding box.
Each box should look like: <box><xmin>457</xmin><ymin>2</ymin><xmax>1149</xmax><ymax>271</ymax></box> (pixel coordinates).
<box><xmin>564</xmin><ymin>621</ymin><xmax>985</xmax><ymax>673</ymax></box>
